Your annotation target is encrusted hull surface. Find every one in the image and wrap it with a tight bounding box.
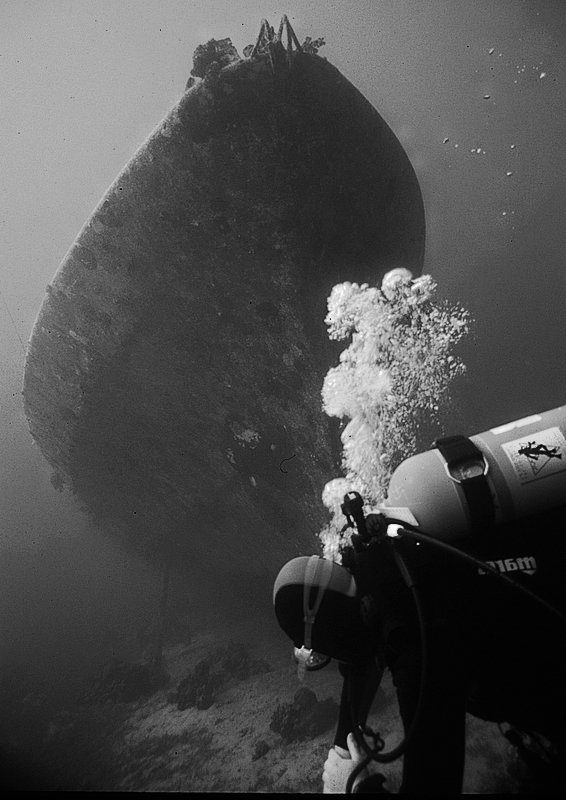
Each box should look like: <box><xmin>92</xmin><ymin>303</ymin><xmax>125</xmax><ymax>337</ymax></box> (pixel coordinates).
<box><xmin>23</xmin><ymin>50</ymin><xmax>425</xmax><ymax>575</ymax></box>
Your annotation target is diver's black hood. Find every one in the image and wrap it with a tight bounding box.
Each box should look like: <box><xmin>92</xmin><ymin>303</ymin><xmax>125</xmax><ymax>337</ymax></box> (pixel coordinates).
<box><xmin>273</xmin><ymin>556</ymin><xmax>375</xmax><ymax>663</ymax></box>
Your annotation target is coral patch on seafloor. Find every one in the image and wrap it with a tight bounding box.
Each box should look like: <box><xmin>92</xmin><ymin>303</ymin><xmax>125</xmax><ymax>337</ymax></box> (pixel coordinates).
<box><xmin>270</xmin><ymin>686</ymin><xmax>339</xmax><ymax>743</ymax></box>
<box><xmin>168</xmin><ymin>640</ymin><xmax>271</xmax><ymax>711</ymax></box>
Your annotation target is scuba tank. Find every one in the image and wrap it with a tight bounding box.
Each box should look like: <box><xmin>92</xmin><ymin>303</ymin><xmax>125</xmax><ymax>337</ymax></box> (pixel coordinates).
<box><xmin>386</xmin><ymin>404</ymin><xmax>566</xmax><ymax>539</ymax></box>
<box><xmin>273</xmin><ymin>405</ymin><xmax>566</xmax><ymax>793</ymax></box>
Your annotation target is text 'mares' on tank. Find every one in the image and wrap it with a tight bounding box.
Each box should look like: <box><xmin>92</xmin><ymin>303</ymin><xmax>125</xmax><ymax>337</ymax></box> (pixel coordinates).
<box><xmin>23</xmin><ymin>17</ymin><xmax>425</xmax><ymax>575</ymax></box>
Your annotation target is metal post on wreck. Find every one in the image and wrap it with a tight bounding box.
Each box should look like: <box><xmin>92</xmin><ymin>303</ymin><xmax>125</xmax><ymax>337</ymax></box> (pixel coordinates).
<box><xmin>277</xmin><ymin>14</ymin><xmax>303</xmax><ymax>65</ymax></box>
<box><xmin>250</xmin><ymin>15</ymin><xmax>303</xmax><ymax>69</ymax></box>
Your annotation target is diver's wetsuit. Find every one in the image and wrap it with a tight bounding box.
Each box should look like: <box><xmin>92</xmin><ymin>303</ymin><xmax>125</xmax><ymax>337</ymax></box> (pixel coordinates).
<box><xmin>334</xmin><ymin>506</ymin><xmax>566</xmax><ymax>794</ymax></box>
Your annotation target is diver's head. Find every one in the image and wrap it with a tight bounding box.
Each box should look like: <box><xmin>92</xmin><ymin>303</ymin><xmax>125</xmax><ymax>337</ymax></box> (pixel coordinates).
<box><xmin>273</xmin><ymin>555</ymin><xmax>374</xmax><ymax>665</ymax></box>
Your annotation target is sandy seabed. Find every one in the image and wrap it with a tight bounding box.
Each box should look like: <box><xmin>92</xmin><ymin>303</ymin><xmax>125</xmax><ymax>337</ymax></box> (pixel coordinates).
<box><xmin>0</xmin><ymin>613</ymin><xmax>544</xmax><ymax>793</ymax></box>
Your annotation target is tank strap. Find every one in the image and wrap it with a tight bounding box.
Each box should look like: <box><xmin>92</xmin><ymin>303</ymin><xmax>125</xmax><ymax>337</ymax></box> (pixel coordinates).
<box><xmin>435</xmin><ymin>435</ymin><xmax>495</xmax><ymax>530</ymax></box>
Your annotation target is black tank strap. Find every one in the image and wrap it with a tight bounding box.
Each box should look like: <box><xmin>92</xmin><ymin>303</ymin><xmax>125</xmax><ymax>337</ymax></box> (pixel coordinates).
<box><xmin>435</xmin><ymin>435</ymin><xmax>495</xmax><ymax>530</ymax></box>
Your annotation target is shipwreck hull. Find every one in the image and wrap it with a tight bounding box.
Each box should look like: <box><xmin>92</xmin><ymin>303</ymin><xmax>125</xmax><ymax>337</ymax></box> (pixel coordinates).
<box><xmin>23</xmin><ymin>48</ymin><xmax>425</xmax><ymax>576</ymax></box>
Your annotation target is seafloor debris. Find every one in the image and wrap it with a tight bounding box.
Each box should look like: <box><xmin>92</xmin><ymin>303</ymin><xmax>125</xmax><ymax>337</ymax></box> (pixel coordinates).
<box><xmin>269</xmin><ymin>686</ymin><xmax>338</xmax><ymax>743</ymax></box>
<box><xmin>169</xmin><ymin>641</ymin><xmax>271</xmax><ymax>711</ymax></box>
<box><xmin>174</xmin><ymin>657</ymin><xmax>216</xmax><ymax>710</ymax></box>
<box><xmin>252</xmin><ymin>738</ymin><xmax>270</xmax><ymax>761</ymax></box>
<box><xmin>83</xmin><ymin>659</ymin><xmax>168</xmax><ymax>705</ymax></box>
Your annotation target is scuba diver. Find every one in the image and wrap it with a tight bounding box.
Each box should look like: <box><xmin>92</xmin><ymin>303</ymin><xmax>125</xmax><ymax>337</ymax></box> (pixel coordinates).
<box><xmin>273</xmin><ymin>493</ymin><xmax>566</xmax><ymax>794</ymax></box>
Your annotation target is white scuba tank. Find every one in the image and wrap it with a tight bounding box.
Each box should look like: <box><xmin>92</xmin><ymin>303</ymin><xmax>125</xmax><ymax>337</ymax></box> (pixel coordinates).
<box><xmin>385</xmin><ymin>405</ymin><xmax>566</xmax><ymax>539</ymax></box>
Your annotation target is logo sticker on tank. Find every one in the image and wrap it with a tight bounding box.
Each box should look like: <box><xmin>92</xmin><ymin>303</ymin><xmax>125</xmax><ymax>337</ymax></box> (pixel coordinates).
<box><xmin>502</xmin><ymin>426</ymin><xmax>566</xmax><ymax>483</ymax></box>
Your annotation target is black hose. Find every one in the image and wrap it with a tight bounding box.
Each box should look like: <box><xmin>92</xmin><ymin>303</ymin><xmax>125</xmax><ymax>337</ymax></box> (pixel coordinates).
<box><xmin>386</xmin><ymin>520</ymin><xmax>566</xmax><ymax>628</ymax></box>
<box><xmin>345</xmin><ymin>752</ymin><xmax>375</xmax><ymax>794</ymax></box>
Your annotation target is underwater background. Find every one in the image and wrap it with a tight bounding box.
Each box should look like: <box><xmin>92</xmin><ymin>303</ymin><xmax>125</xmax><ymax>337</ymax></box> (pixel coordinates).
<box><xmin>1</xmin><ymin>0</ymin><xmax>565</xmax><ymax>792</ymax></box>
